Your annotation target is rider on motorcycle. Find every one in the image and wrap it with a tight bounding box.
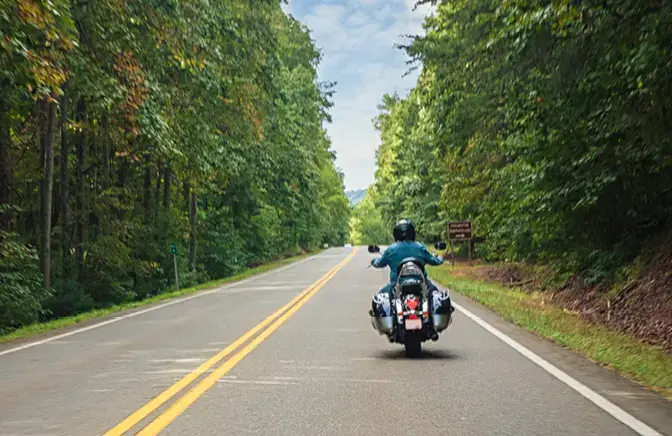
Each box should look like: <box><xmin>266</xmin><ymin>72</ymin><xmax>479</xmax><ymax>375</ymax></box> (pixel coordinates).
<box><xmin>370</xmin><ymin>218</ymin><xmax>455</xmax><ymax>319</ymax></box>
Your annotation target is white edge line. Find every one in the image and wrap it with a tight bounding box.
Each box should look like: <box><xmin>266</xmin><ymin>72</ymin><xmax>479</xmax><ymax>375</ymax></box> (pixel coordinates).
<box><xmin>0</xmin><ymin>251</ymin><xmax>330</xmax><ymax>357</ymax></box>
<box><xmin>453</xmin><ymin>302</ymin><xmax>663</xmax><ymax>436</ymax></box>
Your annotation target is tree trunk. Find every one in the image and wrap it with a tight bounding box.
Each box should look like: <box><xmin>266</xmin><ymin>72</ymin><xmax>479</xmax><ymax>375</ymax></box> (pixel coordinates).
<box><xmin>116</xmin><ymin>160</ymin><xmax>128</xmax><ymax>221</ymax></box>
<box><xmin>39</xmin><ymin>99</ymin><xmax>46</xmax><ymax>243</ymax></box>
<box><xmin>143</xmin><ymin>162</ymin><xmax>151</xmax><ymax>223</ymax></box>
<box><xmin>75</xmin><ymin>99</ymin><xmax>86</xmax><ymax>280</ymax></box>
<box><xmin>59</xmin><ymin>85</ymin><xmax>71</xmax><ymax>276</ymax></box>
<box><xmin>40</xmin><ymin>98</ymin><xmax>57</xmax><ymax>292</ymax></box>
<box><xmin>154</xmin><ymin>160</ymin><xmax>162</xmax><ymax>218</ymax></box>
<box><xmin>163</xmin><ymin>161</ymin><xmax>171</xmax><ymax>209</ymax></box>
<box><xmin>189</xmin><ymin>189</ymin><xmax>197</xmax><ymax>271</ymax></box>
<box><xmin>183</xmin><ymin>181</ymin><xmax>190</xmax><ymax>211</ymax></box>
<box><xmin>0</xmin><ymin>95</ymin><xmax>11</xmax><ymax>232</ymax></box>
<box><xmin>101</xmin><ymin>113</ymin><xmax>111</xmax><ymax>235</ymax></box>
<box><xmin>103</xmin><ymin>114</ymin><xmax>111</xmax><ymax>191</ymax></box>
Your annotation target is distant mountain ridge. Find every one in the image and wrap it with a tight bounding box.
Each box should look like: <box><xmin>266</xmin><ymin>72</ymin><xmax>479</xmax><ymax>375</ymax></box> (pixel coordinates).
<box><xmin>345</xmin><ymin>189</ymin><xmax>367</xmax><ymax>206</ymax></box>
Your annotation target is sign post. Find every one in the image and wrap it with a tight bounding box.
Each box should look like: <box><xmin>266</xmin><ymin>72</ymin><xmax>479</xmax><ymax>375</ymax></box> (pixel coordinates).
<box><xmin>170</xmin><ymin>243</ymin><xmax>180</xmax><ymax>290</ymax></box>
<box><xmin>448</xmin><ymin>221</ymin><xmax>473</xmax><ymax>266</ymax></box>
<box><xmin>449</xmin><ymin>239</ymin><xmax>455</xmax><ymax>268</ymax></box>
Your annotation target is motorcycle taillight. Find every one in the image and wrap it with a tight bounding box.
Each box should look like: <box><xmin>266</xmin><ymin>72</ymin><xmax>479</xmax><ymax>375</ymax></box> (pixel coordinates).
<box><xmin>404</xmin><ymin>296</ymin><xmax>419</xmax><ymax>310</ymax></box>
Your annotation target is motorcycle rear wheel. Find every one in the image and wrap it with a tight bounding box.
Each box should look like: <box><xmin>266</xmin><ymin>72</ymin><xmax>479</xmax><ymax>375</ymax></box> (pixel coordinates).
<box><xmin>404</xmin><ymin>337</ymin><xmax>422</xmax><ymax>357</ymax></box>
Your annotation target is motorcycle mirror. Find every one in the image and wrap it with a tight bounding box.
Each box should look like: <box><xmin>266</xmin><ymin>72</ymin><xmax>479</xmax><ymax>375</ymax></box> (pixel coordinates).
<box><xmin>367</xmin><ymin>245</ymin><xmax>380</xmax><ymax>253</ymax></box>
<box><xmin>434</xmin><ymin>241</ymin><xmax>447</xmax><ymax>250</ymax></box>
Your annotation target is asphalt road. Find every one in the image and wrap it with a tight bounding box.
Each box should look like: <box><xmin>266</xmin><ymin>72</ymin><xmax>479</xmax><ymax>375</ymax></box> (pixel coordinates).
<box><xmin>1</xmin><ymin>247</ymin><xmax>671</xmax><ymax>436</ymax></box>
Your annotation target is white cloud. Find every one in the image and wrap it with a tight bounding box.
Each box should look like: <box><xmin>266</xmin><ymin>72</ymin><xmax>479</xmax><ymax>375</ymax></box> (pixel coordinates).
<box><xmin>286</xmin><ymin>0</ymin><xmax>433</xmax><ymax>190</ymax></box>
<box><xmin>345</xmin><ymin>10</ymin><xmax>371</xmax><ymax>27</ymax></box>
<box><xmin>302</xmin><ymin>4</ymin><xmax>347</xmax><ymax>37</ymax></box>
<box><xmin>373</xmin><ymin>4</ymin><xmax>394</xmax><ymax>21</ymax></box>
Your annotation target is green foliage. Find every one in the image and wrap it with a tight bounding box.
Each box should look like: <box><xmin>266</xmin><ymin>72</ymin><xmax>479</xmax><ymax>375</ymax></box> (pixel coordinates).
<box><xmin>374</xmin><ymin>0</ymin><xmax>672</xmax><ymax>280</ymax></box>
<box><xmin>0</xmin><ymin>232</ymin><xmax>44</xmax><ymax>333</ymax></box>
<box><xmin>0</xmin><ymin>1</ymin><xmax>350</xmax><ymax>333</ymax></box>
<box><xmin>349</xmin><ymin>190</ymin><xmax>392</xmax><ymax>246</ymax></box>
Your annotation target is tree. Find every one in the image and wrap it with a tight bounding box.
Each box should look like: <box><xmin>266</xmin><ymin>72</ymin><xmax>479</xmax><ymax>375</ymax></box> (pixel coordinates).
<box><xmin>373</xmin><ymin>0</ymin><xmax>672</xmax><ymax>281</ymax></box>
<box><xmin>0</xmin><ymin>0</ymin><xmax>350</xmax><ymax>333</ymax></box>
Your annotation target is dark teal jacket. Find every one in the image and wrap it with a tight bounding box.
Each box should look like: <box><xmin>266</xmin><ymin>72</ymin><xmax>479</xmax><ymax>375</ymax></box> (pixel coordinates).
<box><xmin>370</xmin><ymin>241</ymin><xmax>443</xmax><ymax>283</ymax></box>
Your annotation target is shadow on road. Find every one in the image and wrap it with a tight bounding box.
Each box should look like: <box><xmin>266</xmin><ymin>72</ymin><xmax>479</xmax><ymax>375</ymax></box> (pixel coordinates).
<box><xmin>376</xmin><ymin>348</ymin><xmax>460</xmax><ymax>360</ymax></box>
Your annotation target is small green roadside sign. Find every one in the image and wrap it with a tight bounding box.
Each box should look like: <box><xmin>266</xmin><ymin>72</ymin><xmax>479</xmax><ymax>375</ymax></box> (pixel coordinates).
<box><xmin>170</xmin><ymin>243</ymin><xmax>177</xmax><ymax>255</ymax></box>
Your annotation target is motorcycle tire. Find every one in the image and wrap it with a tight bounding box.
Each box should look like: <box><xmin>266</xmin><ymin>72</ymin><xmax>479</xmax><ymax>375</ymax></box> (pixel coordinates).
<box><xmin>404</xmin><ymin>337</ymin><xmax>422</xmax><ymax>358</ymax></box>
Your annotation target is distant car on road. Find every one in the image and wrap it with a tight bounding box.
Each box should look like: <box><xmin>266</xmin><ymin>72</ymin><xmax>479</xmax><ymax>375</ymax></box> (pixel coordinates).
<box><xmin>344</xmin><ymin>243</ymin><xmax>352</xmax><ymax>248</ymax></box>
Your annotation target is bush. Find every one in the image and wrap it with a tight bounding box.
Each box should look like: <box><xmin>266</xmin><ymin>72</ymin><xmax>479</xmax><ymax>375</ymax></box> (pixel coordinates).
<box><xmin>42</xmin><ymin>280</ymin><xmax>94</xmax><ymax>319</ymax></box>
<box><xmin>0</xmin><ymin>233</ymin><xmax>45</xmax><ymax>333</ymax></box>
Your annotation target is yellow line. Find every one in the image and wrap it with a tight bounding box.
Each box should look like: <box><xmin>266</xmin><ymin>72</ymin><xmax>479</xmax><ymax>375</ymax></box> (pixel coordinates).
<box><xmin>103</xmin><ymin>249</ymin><xmax>356</xmax><ymax>436</ymax></box>
<box><xmin>136</xmin><ymin>248</ymin><xmax>358</xmax><ymax>436</ymax></box>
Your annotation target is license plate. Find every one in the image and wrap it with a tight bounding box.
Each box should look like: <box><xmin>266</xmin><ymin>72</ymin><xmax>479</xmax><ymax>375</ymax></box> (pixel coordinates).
<box><xmin>404</xmin><ymin>318</ymin><xmax>422</xmax><ymax>331</ymax></box>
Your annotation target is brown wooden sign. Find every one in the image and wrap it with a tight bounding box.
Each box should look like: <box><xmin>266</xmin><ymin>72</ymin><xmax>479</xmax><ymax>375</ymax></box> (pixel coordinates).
<box><xmin>447</xmin><ymin>221</ymin><xmax>474</xmax><ymax>266</ymax></box>
<box><xmin>448</xmin><ymin>221</ymin><xmax>472</xmax><ymax>241</ymax></box>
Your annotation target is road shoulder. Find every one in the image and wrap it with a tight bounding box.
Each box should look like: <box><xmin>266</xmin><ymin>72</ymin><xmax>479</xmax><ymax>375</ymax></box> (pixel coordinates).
<box><xmin>0</xmin><ymin>250</ymin><xmax>325</xmax><ymax>353</ymax></box>
<box><xmin>435</xmin><ymin>281</ymin><xmax>672</xmax><ymax>436</ymax></box>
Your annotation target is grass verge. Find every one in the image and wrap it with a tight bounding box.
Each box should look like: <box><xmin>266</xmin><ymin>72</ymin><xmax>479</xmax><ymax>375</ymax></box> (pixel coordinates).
<box><xmin>0</xmin><ymin>250</ymin><xmax>322</xmax><ymax>345</ymax></box>
<box><xmin>429</xmin><ymin>265</ymin><xmax>672</xmax><ymax>400</ymax></box>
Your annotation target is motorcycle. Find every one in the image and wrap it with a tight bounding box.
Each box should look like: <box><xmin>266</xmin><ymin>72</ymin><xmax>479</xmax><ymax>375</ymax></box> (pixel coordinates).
<box><xmin>368</xmin><ymin>242</ymin><xmax>453</xmax><ymax>357</ymax></box>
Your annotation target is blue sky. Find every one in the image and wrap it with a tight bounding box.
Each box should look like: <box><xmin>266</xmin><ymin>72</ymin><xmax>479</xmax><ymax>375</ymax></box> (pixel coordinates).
<box><xmin>281</xmin><ymin>0</ymin><xmax>433</xmax><ymax>191</ymax></box>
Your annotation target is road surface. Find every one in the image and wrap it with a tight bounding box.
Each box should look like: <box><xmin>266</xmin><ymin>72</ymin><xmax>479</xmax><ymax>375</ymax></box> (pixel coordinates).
<box><xmin>1</xmin><ymin>247</ymin><xmax>670</xmax><ymax>435</ymax></box>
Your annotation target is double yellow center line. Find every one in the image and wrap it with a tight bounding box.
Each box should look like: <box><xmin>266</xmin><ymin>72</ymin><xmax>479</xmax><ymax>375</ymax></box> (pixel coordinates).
<box><xmin>104</xmin><ymin>248</ymin><xmax>358</xmax><ymax>435</ymax></box>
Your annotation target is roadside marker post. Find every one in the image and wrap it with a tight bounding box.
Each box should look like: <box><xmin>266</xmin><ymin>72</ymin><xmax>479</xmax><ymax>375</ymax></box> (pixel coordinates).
<box><xmin>171</xmin><ymin>243</ymin><xmax>180</xmax><ymax>290</ymax></box>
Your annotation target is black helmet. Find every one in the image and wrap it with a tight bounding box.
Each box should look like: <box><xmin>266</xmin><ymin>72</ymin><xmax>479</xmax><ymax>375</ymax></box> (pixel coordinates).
<box><xmin>393</xmin><ymin>218</ymin><xmax>416</xmax><ymax>242</ymax></box>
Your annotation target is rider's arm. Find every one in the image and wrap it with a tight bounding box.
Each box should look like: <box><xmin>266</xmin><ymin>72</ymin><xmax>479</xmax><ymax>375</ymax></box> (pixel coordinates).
<box><xmin>422</xmin><ymin>245</ymin><xmax>444</xmax><ymax>266</ymax></box>
<box><xmin>371</xmin><ymin>247</ymin><xmax>391</xmax><ymax>268</ymax></box>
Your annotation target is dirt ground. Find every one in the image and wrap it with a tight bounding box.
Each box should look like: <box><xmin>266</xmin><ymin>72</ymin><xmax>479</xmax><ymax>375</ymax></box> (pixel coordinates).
<box><xmin>452</xmin><ymin>257</ymin><xmax>672</xmax><ymax>351</ymax></box>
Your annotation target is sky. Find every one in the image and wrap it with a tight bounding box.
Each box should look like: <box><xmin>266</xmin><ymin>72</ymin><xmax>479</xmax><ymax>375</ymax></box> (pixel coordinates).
<box><xmin>281</xmin><ymin>0</ymin><xmax>434</xmax><ymax>191</ymax></box>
